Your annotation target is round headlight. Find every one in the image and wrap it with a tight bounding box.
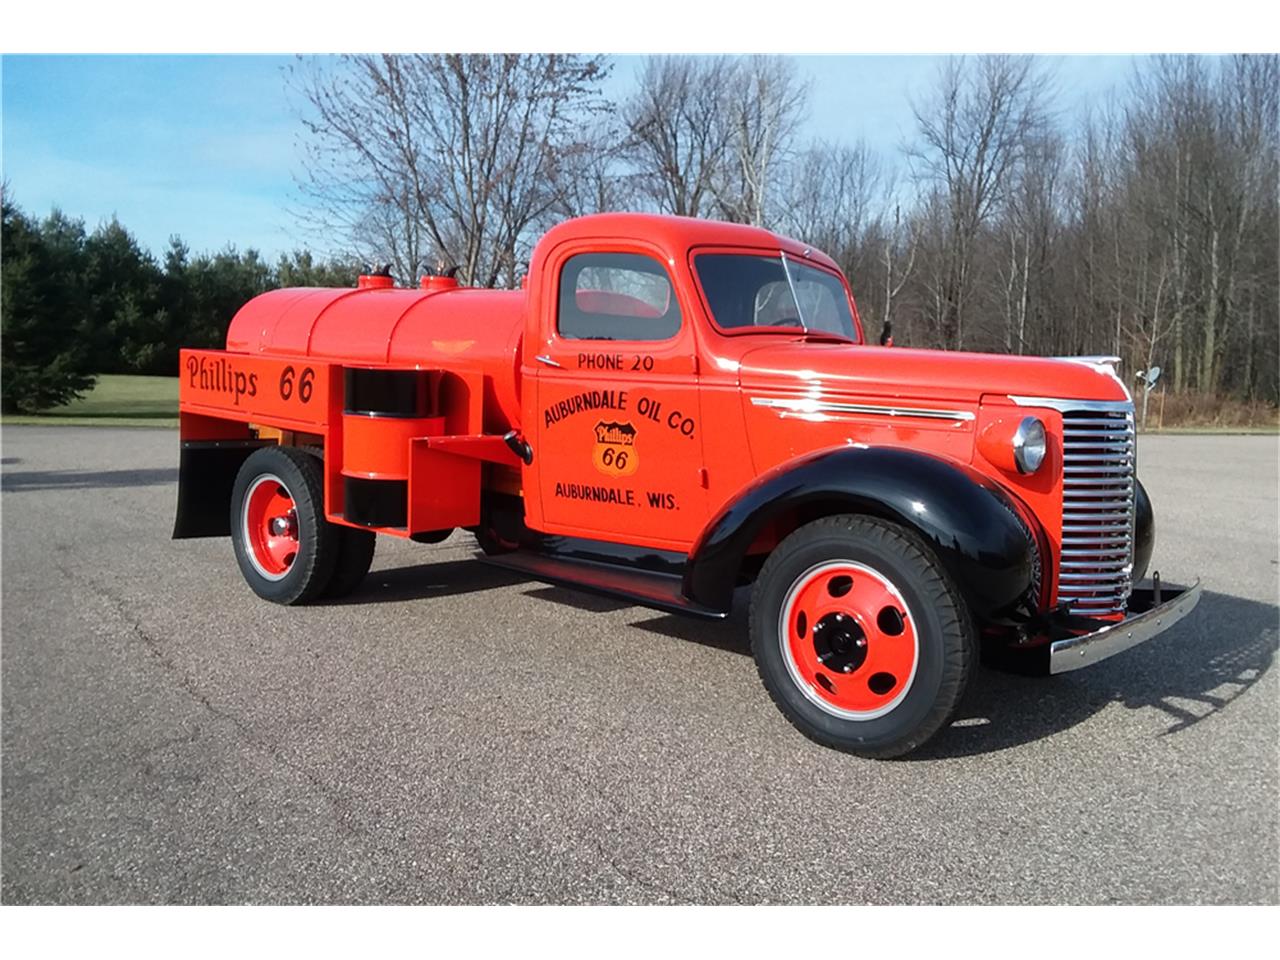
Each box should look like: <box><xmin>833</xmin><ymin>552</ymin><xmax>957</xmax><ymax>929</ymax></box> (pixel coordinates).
<box><xmin>1013</xmin><ymin>417</ymin><xmax>1047</xmax><ymax>474</ymax></box>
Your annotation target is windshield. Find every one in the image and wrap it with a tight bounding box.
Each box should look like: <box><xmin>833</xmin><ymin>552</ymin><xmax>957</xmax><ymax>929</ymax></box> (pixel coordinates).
<box><xmin>694</xmin><ymin>253</ymin><xmax>858</xmax><ymax>340</ymax></box>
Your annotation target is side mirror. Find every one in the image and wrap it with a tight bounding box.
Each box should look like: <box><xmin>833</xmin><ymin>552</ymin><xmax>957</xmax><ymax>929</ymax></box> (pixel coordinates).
<box><xmin>879</xmin><ymin>320</ymin><xmax>894</xmax><ymax>347</ymax></box>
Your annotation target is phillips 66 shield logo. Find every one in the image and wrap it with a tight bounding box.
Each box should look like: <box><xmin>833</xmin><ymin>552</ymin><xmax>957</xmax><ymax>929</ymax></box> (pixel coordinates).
<box><xmin>592</xmin><ymin>420</ymin><xmax>638</xmax><ymax>477</ymax></box>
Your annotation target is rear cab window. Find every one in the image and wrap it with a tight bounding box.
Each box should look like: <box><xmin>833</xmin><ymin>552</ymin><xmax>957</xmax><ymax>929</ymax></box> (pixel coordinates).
<box><xmin>557</xmin><ymin>252</ymin><xmax>682</xmax><ymax>342</ymax></box>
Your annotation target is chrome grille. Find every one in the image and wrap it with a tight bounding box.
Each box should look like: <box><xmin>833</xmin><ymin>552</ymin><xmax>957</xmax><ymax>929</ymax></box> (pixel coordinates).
<box><xmin>1057</xmin><ymin>406</ymin><xmax>1136</xmax><ymax>615</ymax></box>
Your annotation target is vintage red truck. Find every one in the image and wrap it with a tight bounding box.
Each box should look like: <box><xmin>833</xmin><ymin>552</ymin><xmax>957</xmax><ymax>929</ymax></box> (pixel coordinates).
<box><xmin>173</xmin><ymin>212</ymin><xmax>1200</xmax><ymax>757</ymax></box>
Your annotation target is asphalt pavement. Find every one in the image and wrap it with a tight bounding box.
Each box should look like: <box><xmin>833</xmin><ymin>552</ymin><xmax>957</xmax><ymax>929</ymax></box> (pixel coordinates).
<box><xmin>2</xmin><ymin>426</ymin><xmax>1277</xmax><ymax>903</ymax></box>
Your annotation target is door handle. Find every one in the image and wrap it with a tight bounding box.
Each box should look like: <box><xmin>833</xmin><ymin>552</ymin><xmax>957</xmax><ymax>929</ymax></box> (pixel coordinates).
<box><xmin>535</xmin><ymin>354</ymin><xmax>563</xmax><ymax>368</ymax></box>
<box><xmin>502</xmin><ymin>430</ymin><xmax>534</xmax><ymax>465</ymax></box>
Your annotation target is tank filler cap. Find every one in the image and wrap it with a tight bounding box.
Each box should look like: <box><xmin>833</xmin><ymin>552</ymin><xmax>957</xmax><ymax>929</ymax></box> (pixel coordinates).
<box><xmin>357</xmin><ymin>263</ymin><xmax>395</xmax><ymax>290</ymax></box>
<box><xmin>420</xmin><ymin>263</ymin><xmax>461</xmax><ymax>292</ymax></box>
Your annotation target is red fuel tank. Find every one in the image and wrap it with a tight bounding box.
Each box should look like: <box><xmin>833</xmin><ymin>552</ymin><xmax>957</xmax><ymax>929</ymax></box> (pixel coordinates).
<box><xmin>224</xmin><ymin>278</ymin><xmax>526</xmax><ymax>433</ymax></box>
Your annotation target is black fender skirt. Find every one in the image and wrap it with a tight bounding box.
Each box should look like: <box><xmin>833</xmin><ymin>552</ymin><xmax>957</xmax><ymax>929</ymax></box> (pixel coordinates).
<box><xmin>683</xmin><ymin>445</ymin><xmax>1037</xmax><ymax>619</ymax></box>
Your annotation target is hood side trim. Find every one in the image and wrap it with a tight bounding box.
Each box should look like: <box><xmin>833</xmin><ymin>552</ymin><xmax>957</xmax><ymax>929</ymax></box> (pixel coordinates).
<box><xmin>1008</xmin><ymin>396</ymin><xmax>1134</xmax><ymax>414</ymax></box>
<box><xmin>751</xmin><ymin>396</ymin><xmax>975</xmax><ymax>422</ymax></box>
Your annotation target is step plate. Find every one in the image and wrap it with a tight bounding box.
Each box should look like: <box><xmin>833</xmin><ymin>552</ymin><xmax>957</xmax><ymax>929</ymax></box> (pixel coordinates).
<box><xmin>479</xmin><ymin>549</ymin><xmax>727</xmax><ymax>620</ymax></box>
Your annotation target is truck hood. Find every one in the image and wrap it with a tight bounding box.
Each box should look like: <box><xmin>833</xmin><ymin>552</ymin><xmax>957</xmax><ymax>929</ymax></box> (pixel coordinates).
<box><xmin>735</xmin><ymin>340</ymin><xmax>1132</xmax><ymax>407</ymax></box>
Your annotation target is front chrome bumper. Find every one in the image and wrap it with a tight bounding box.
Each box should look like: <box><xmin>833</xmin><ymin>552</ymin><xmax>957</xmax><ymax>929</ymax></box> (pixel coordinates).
<box><xmin>1048</xmin><ymin>579</ymin><xmax>1202</xmax><ymax>674</ymax></box>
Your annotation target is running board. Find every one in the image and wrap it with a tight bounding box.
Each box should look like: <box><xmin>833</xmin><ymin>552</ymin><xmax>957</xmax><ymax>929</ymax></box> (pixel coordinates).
<box><xmin>479</xmin><ymin>549</ymin><xmax>728</xmax><ymax>620</ymax></box>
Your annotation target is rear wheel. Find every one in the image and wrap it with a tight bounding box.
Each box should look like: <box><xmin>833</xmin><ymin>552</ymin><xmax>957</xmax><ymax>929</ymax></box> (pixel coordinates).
<box><xmin>749</xmin><ymin>515</ymin><xmax>974</xmax><ymax>758</ymax></box>
<box><xmin>295</xmin><ymin>445</ymin><xmax>377</xmax><ymax>599</ymax></box>
<box><xmin>323</xmin><ymin>526</ymin><xmax>377</xmax><ymax>599</ymax></box>
<box><xmin>231</xmin><ymin>446</ymin><xmax>338</xmax><ymax>605</ymax></box>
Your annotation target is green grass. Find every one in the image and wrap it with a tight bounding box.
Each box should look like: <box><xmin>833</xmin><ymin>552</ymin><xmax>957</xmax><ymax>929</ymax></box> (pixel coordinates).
<box><xmin>1</xmin><ymin>374</ymin><xmax>179</xmax><ymax>427</ymax></box>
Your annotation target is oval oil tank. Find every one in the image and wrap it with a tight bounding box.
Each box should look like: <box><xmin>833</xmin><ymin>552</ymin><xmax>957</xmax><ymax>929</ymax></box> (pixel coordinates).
<box><xmin>225</xmin><ymin>283</ymin><xmax>526</xmax><ymax>433</ymax></box>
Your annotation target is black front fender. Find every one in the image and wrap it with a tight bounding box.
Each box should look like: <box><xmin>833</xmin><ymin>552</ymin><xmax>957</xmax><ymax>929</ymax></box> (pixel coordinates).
<box><xmin>683</xmin><ymin>446</ymin><xmax>1037</xmax><ymax>618</ymax></box>
<box><xmin>1133</xmin><ymin>477</ymin><xmax>1154</xmax><ymax>583</ymax></box>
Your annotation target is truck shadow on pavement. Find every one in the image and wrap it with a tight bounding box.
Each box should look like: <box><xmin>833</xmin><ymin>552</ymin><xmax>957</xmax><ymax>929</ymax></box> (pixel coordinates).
<box><xmin>913</xmin><ymin>589</ymin><xmax>1277</xmax><ymax>759</ymax></box>
<box><xmin>533</xmin><ymin>584</ymin><xmax>1277</xmax><ymax>758</ymax></box>
<box><xmin>332</xmin><ymin>557</ymin><xmax>531</xmax><ymax>604</ymax></box>
<box><xmin>324</xmin><ymin>557</ymin><xmax>1279</xmax><ymax>759</ymax></box>
<box><xmin>0</xmin><ymin>467</ymin><xmax>178</xmax><ymax>492</ymax></box>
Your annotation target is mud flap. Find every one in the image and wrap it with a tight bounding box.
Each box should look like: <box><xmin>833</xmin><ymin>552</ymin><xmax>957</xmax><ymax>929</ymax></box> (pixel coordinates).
<box><xmin>172</xmin><ymin>440</ymin><xmax>273</xmax><ymax>539</ymax></box>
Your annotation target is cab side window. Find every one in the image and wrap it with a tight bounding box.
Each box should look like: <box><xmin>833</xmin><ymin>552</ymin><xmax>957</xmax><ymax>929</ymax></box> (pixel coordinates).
<box><xmin>557</xmin><ymin>252</ymin><xmax>682</xmax><ymax>341</ymax></box>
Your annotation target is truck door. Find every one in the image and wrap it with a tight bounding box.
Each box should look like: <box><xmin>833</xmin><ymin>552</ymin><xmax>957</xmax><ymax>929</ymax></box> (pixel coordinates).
<box><xmin>532</xmin><ymin>247</ymin><xmax>706</xmax><ymax>550</ymax></box>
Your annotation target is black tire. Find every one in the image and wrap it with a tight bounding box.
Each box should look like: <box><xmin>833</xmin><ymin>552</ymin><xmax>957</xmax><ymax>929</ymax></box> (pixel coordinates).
<box><xmin>323</xmin><ymin>525</ymin><xmax>377</xmax><ymax>599</ymax></box>
<box><xmin>294</xmin><ymin>445</ymin><xmax>377</xmax><ymax>599</ymax></box>
<box><xmin>749</xmin><ymin>514</ymin><xmax>974</xmax><ymax>759</ymax></box>
<box><xmin>474</xmin><ymin>527</ymin><xmax>517</xmax><ymax>556</ymax></box>
<box><xmin>230</xmin><ymin>446</ymin><xmax>339</xmax><ymax>605</ymax></box>
<box><xmin>473</xmin><ymin>496</ymin><xmax>524</xmax><ymax>556</ymax></box>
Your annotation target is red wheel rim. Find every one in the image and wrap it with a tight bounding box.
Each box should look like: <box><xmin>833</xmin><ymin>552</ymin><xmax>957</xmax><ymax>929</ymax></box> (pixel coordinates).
<box><xmin>778</xmin><ymin>561</ymin><xmax>919</xmax><ymax>720</ymax></box>
<box><xmin>242</xmin><ymin>474</ymin><xmax>299</xmax><ymax>580</ymax></box>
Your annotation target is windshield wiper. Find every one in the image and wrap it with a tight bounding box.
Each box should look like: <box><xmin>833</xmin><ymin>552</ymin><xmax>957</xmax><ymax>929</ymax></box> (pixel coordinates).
<box><xmin>779</xmin><ymin>252</ymin><xmax>808</xmax><ymax>332</ymax></box>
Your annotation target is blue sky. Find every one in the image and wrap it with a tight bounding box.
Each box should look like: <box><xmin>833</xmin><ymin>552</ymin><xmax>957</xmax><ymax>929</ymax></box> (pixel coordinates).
<box><xmin>2</xmin><ymin>54</ymin><xmax>1143</xmax><ymax>259</ymax></box>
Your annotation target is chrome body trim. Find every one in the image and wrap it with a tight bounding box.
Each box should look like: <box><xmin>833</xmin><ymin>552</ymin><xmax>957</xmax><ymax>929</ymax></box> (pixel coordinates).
<box><xmin>750</xmin><ymin>397</ymin><xmax>976</xmax><ymax>422</ymax></box>
<box><xmin>1049</xmin><ymin>580</ymin><xmax>1202</xmax><ymax>674</ymax></box>
<box><xmin>1008</xmin><ymin>395</ymin><xmax>1134</xmax><ymax>414</ymax></box>
<box><xmin>1052</xmin><ymin>354</ymin><xmax>1122</xmax><ymax>367</ymax></box>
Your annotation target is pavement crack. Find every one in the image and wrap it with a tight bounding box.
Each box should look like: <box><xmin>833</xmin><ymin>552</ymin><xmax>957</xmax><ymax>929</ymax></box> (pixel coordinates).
<box><xmin>551</xmin><ymin>758</ymin><xmax>740</xmax><ymax>904</ymax></box>
<box><xmin>50</xmin><ymin>559</ymin><xmax>367</xmax><ymax>839</ymax></box>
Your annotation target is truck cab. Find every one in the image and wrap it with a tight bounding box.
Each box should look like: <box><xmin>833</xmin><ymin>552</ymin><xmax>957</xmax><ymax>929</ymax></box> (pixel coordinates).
<box><xmin>174</xmin><ymin>212</ymin><xmax>1200</xmax><ymax>758</ymax></box>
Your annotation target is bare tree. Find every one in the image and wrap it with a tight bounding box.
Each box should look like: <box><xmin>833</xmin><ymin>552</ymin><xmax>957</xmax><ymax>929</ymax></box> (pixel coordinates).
<box><xmin>550</xmin><ymin>116</ymin><xmax>638</xmax><ymax>219</ymax></box>
<box><xmin>879</xmin><ymin>202</ymin><xmax>919</xmax><ymax>337</ymax></box>
<box><xmin>778</xmin><ymin>140</ymin><xmax>881</xmax><ymax>251</ymax></box>
<box><xmin>995</xmin><ymin>130</ymin><xmax>1065</xmax><ymax>353</ymax></box>
<box><xmin>1117</xmin><ymin>54</ymin><xmax>1279</xmax><ymax>395</ymax></box>
<box><xmin>714</xmin><ymin>56</ymin><xmax>811</xmax><ymax>227</ymax></box>
<box><xmin>906</xmin><ymin>55</ymin><xmax>1053</xmax><ymax>349</ymax></box>
<box><xmin>623</xmin><ymin>57</ymin><xmax>735</xmax><ymax>218</ymax></box>
<box><xmin>1061</xmin><ymin>101</ymin><xmax>1125</xmax><ymax>360</ymax></box>
<box><xmin>290</xmin><ymin>54</ymin><xmax>609</xmax><ymax>286</ymax></box>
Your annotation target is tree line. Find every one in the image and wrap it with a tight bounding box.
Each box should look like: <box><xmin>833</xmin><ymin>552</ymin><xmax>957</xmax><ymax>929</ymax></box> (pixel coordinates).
<box><xmin>3</xmin><ymin>54</ymin><xmax>1275</xmax><ymax>415</ymax></box>
<box><xmin>295</xmin><ymin>53</ymin><xmax>1278</xmax><ymax>407</ymax></box>
<box><xmin>1</xmin><ymin>192</ymin><xmax>358</xmax><ymax>412</ymax></box>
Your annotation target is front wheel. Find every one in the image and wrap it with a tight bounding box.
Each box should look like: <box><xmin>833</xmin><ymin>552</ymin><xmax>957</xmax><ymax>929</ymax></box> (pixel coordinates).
<box><xmin>749</xmin><ymin>515</ymin><xmax>974</xmax><ymax>758</ymax></box>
